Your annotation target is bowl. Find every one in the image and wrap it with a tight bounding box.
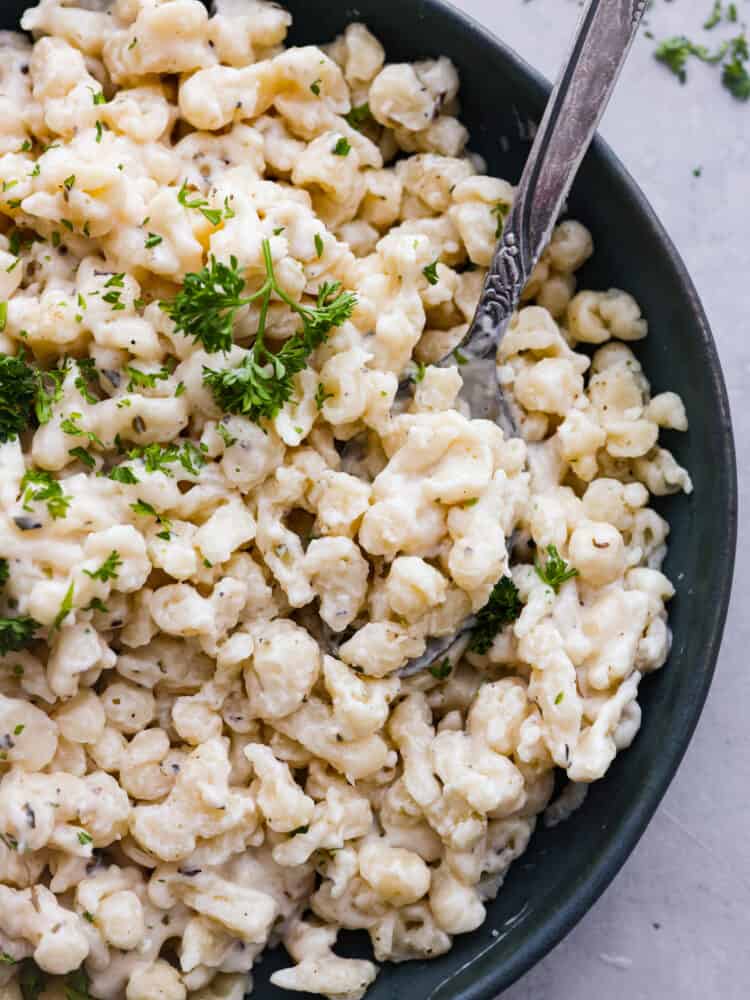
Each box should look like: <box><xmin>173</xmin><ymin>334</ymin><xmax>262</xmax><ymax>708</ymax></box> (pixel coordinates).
<box><xmin>2</xmin><ymin>1</ymin><xmax>737</xmax><ymax>997</ymax></box>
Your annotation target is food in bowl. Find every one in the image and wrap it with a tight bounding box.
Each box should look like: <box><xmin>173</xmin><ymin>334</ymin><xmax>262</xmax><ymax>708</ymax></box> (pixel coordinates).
<box><xmin>0</xmin><ymin>1</ymin><xmax>693</xmax><ymax>997</ymax></box>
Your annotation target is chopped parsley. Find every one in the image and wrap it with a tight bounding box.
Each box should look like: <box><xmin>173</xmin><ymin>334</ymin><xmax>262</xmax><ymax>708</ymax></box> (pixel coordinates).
<box><xmin>469</xmin><ymin>576</ymin><xmax>523</xmax><ymax>654</ymax></box>
<box><xmin>20</xmin><ymin>469</ymin><xmax>71</xmax><ymax>520</ymax></box>
<box><xmin>315</xmin><ymin>382</ymin><xmax>334</xmax><ymax>410</ymax></box>
<box><xmin>76</xmin><ymin>830</ymin><xmax>93</xmax><ymax>846</ymax></box>
<box><xmin>108</xmin><ymin>465</ymin><xmax>139</xmax><ymax>484</ymax></box>
<box><xmin>413</xmin><ymin>360</ymin><xmax>427</xmax><ymax>383</ymax></box>
<box><xmin>126</xmin><ymin>440</ymin><xmax>205</xmax><ymax>477</ymax></box>
<box><xmin>83</xmin><ymin>550</ymin><xmax>121</xmax><ymax>583</ymax></box>
<box><xmin>217</xmin><ymin>423</ymin><xmax>236</xmax><ymax>447</ymax></box>
<box><xmin>125</xmin><ymin>365</ymin><xmax>169</xmax><ymax>391</ymax></box>
<box><xmin>144</xmin><ymin>232</ymin><xmax>163</xmax><ymax>249</ymax></box>
<box><xmin>310</xmin><ymin>79</ymin><xmax>321</xmax><ymax>96</ymax></box>
<box><xmin>130</xmin><ymin>498</ymin><xmax>171</xmax><ymax>529</ymax></box>
<box><xmin>0</xmin><ymin>559</ymin><xmax>8</xmax><ymax>588</ymax></box>
<box><xmin>534</xmin><ymin>544</ymin><xmax>579</xmax><ymax>592</ymax></box>
<box><xmin>85</xmin><ymin>597</ymin><xmax>108</xmax><ymax>613</ymax></box>
<box><xmin>344</xmin><ymin>103</ymin><xmax>372</xmax><ymax>130</ymax></box>
<box><xmin>177</xmin><ymin>181</ymin><xmax>225</xmax><ymax>226</ymax></box>
<box><xmin>429</xmin><ymin>657</ymin><xmax>452</xmax><ymax>679</ymax></box>
<box><xmin>69</xmin><ymin>446</ymin><xmax>95</xmax><ymax>468</ymax></box>
<box><xmin>50</xmin><ymin>581</ymin><xmax>75</xmax><ymax>633</ymax></box>
<box><xmin>332</xmin><ymin>137</ymin><xmax>352</xmax><ymax>156</ymax></box>
<box><xmin>0</xmin><ymin>616</ymin><xmax>39</xmax><ymax>655</ymax></box>
<box><xmin>722</xmin><ymin>34</ymin><xmax>750</xmax><ymax>99</ymax></box>
<box><xmin>314</xmin><ymin>232</ymin><xmax>324</xmax><ymax>258</ymax></box>
<box><xmin>60</xmin><ymin>411</ymin><xmax>104</xmax><ymax>447</ymax></box>
<box><xmin>654</xmin><ymin>35</ymin><xmax>728</xmax><ymax>84</ymax></box>
<box><xmin>422</xmin><ymin>260</ymin><xmax>439</xmax><ymax>285</ymax></box>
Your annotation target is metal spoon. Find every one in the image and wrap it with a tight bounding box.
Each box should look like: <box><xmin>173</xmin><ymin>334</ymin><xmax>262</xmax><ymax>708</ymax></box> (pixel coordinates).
<box><xmin>325</xmin><ymin>0</ymin><xmax>647</xmax><ymax>675</ymax></box>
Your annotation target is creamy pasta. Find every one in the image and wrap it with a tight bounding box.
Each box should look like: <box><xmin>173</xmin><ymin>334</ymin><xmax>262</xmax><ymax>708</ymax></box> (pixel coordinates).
<box><xmin>0</xmin><ymin>2</ymin><xmax>692</xmax><ymax>998</ymax></box>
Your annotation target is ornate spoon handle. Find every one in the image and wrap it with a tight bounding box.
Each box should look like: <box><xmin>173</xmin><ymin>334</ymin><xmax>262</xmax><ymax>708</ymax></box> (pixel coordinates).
<box><xmin>464</xmin><ymin>0</ymin><xmax>648</xmax><ymax>361</ymax></box>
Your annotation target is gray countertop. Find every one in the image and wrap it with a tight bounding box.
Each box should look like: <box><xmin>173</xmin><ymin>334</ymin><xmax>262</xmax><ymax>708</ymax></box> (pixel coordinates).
<box><xmin>450</xmin><ymin>1</ymin><xmax>749</xmax><ymax>997</ymax></box>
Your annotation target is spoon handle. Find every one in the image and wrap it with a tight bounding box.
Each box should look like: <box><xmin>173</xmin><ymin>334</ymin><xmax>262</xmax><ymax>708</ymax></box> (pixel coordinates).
<box><xmin>465</xmin><ymin>0</ymin><xmax>648</xmax><ymax>359</ymax></box>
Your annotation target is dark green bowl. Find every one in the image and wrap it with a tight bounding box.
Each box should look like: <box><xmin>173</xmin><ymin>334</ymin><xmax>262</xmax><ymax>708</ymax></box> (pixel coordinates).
<box><xmin>3</xmin><ymin>1</ymin><xmax>737</xmax><ymax>996</ymax></box>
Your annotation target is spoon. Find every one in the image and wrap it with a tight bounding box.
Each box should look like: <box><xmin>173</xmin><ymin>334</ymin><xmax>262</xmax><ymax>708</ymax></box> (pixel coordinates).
<box><xmin>326</xmin><ymin>0</ymin><xmax>647</xmax><ymax>675</ymax></box>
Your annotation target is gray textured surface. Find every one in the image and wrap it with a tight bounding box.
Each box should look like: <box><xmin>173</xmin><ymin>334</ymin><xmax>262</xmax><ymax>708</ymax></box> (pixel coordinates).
<box><xmin>448</xmin><ymin>1</ymin><xmax>748</xmax><ymax>998</ymax></box>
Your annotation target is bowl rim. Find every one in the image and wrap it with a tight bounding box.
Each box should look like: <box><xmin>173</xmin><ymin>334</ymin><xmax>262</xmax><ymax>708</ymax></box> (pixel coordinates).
<box><xmin>422</xmin><ymin>1</ymin><xmax>738</xmax><ymax>996</ymax></box>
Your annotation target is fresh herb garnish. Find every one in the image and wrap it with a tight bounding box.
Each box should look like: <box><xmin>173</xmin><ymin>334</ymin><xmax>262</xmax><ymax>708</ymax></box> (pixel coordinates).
<box><xmin>469</xmin><ymin>576</ymin><xmax>523</xmax><ymax>654</ymax></box>
<box><xmin>722</xmin><ymin>34</ymin><xmax>750</xmax><ymax>99</ymax></box>
<box><xmin>200</xmin><ymin>242</ymin><xmax>356</xmax><ymax>423</ymax></box>
<box><xmin>108</xmin><ymin>465</ymin><xmax>139</xmax><ymax>484</ymax></box>
<box><xmin>0</xmin><ymin>616</ymin><xmax>39</xmax><ymax>655</ymax></box>
<box><xmin>176</xmin><ymin>181</ymin><xmax>225</xmax><ymax>226</ymax></box>
<box><xmin>654</xmin><ymin>35</ymin><xmax>728</xmax><ymax>84</ymax></box>
<box><xmin>534</xmin><ymin>544</ymin><xmax>579</xmax><ymax>592</ymax></box>
<box><xmin>315</xmin><ymin>382</ymin><xmax>334</xmax><ymax>410</ymax></box>
<box><xmin>50</xmin><ymin>581</ymin><xmax>75</xmax><ymax>632</ymax></box>
<box><xmin>422</xmin><ymin>260</ymin><xmax>439</xmax><ymax>285</ymax></box>
<box><xmin>429</xmin><ymin>657</ymin><xmax>452</xmax><ymax>679</ymax></box>
<box><xmin>69</xmin><ymin>446</ymin><xmax>95</xmax><ymax>468</ymax></box>
<box><xmin>125</xmin><ymin>365</ymin><xmax>169</xmax><ymax>391</ymax></box>
<box><xmin>20</xmin><ymin>469</ymin><xmax>71</xmax><ymax>520</ymax></box>
<box><xmin>83</xmin><ymin>550</ymin><xmax>121</xmax><ymax>582</ymax></box>
<box><xmin>344</xmin><ymin>103</ymin><xmax>372</xmax><ymax>130</ymax></box>
<box><xmin>332</xmin><ymin>137</ymin><xmax>351</xmax><ymax>156</ymax></box>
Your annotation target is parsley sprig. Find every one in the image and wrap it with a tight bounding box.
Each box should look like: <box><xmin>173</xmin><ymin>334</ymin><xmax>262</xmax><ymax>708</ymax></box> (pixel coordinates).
<box><xmin>534</xmin><ymin>544</ymin><xmax>578</xmax><ymax>593</ymax></box>
<box><xmin>193</xmin><ymin>240</ymin><xmax>355</xmax><ymax>422</ymax></box>
<box><xmin>0</xmin><ymin>353</ymin><xmax>71</xmax><ymax>443</ymax></box>
<box><xmin>469</xmin><ymin>576</ymin><xmax>523</xmax><ymax>654</ymax></box>
<box><xmin>161</xmin><ymin>239</ymin><xmax>356</xmax><ymax>367</ymax></box>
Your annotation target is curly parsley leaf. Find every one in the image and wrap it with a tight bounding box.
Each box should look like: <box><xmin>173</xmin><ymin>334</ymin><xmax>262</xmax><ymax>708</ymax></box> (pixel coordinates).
<box><xmin>0</xmin><ymin>353</ymin><xmax>37</xmax><ymax>443</ymax></box>
<box><xmin>201</xmin><ymin>241</ymin><xmax>356</xmax><ymax>423</ymax></box>
<box><xmin>469</xmin><ymin>576</ymin><xmax>523</xmax><ymax>654</ymax></box>
<box><xmin>534</xmin><ymin>544</ymin><xmax>579</xmax><ymax>593</ymax></box>
<box><xmin>0</xmin><ymin>615</ymin><xmax>39</xmax><ymax>655</ymax></box>
<box><xmin>160</xmin><ymin>254</ymin><xmax>249</xmax><ymax>353</ymax></box>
